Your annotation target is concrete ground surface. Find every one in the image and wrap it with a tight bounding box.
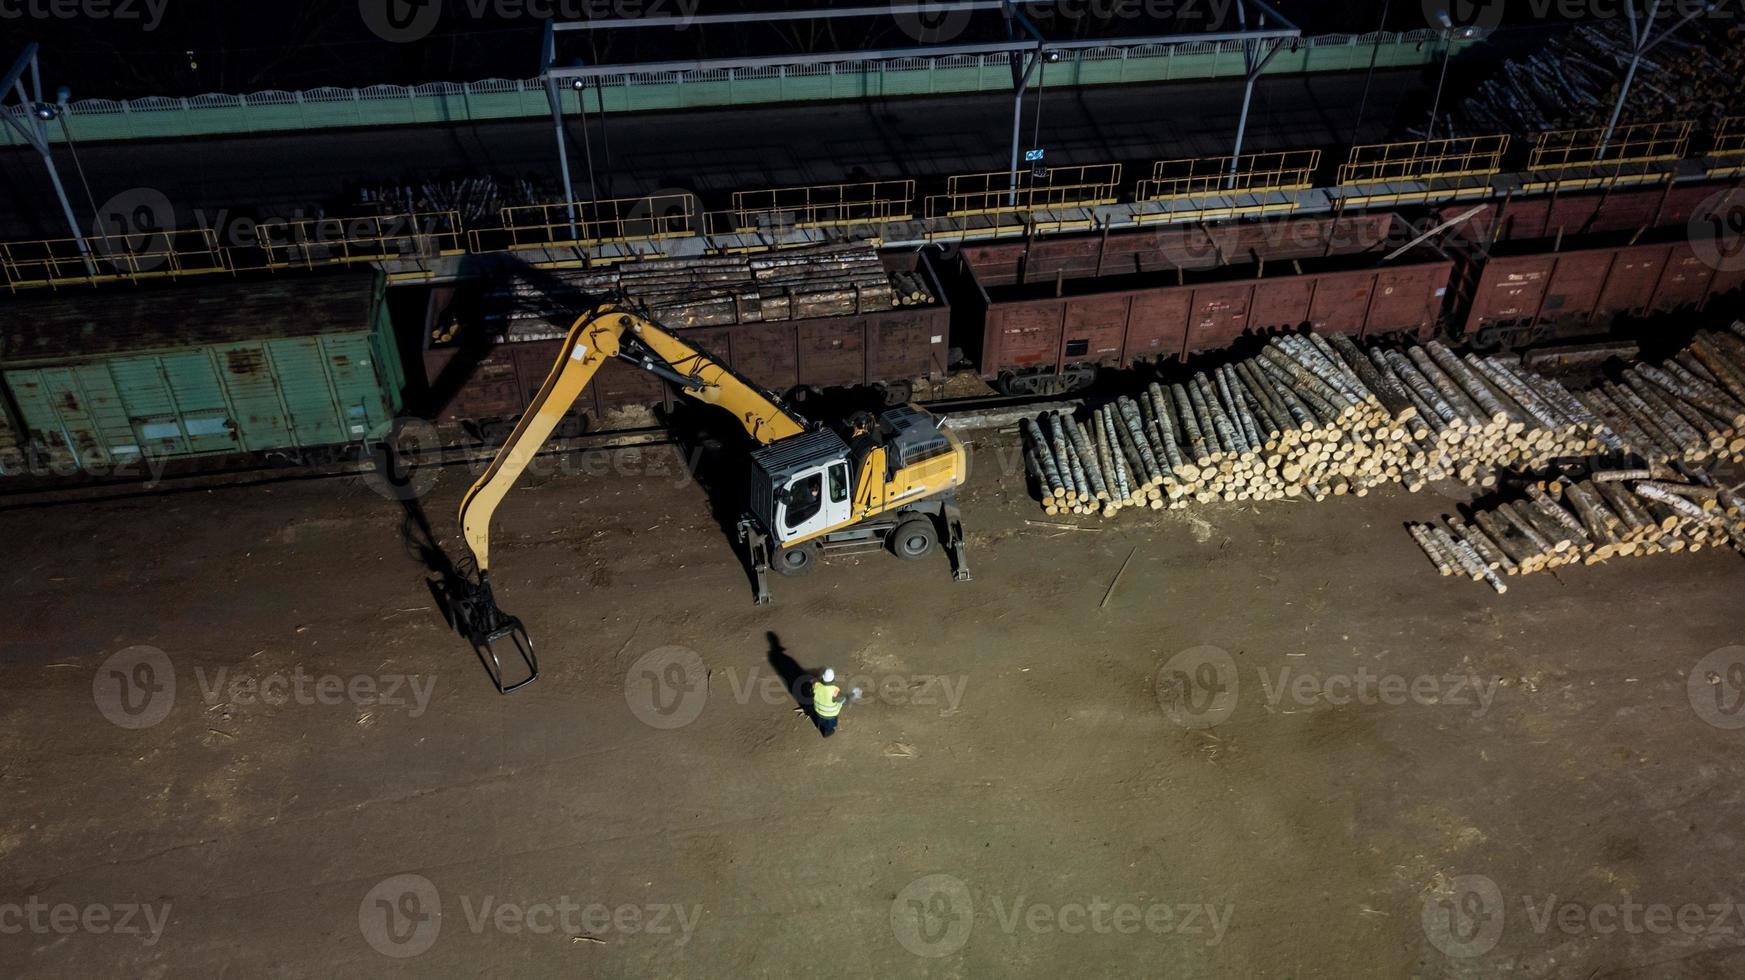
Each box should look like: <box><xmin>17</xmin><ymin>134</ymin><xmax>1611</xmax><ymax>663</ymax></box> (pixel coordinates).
<box><xmin>3</xmin><ymin>428</ymin><xmax>1745</xmax><ymax>979</ymax></box>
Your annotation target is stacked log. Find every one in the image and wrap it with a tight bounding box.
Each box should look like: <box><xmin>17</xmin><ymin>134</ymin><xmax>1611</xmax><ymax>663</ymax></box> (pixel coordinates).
<box><xmin>1019</xmin><ymin>331</ymin><xmax>1638</xmax><ymax>514</ymax></box>
<box><xmin>1411</xmin><ymin>466</ymin><xmax>1745</xmax><ymax>592</ymax></box>
<box><xmin>1453</xmin><ymin>19</ymin><xmax>1743</xmax><ymax>137</ymax></box>
<box><xmin>466</xmin><ymin>241</ymin><xmax>933</xmax><ymax>341</ymax></box>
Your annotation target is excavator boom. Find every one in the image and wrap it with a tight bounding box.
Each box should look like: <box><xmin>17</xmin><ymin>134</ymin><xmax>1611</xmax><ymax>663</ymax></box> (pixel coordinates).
<box><xmin>451</xmin><ymin>306</ymin><xmax>809</xmax><ymax>692</ymax></box>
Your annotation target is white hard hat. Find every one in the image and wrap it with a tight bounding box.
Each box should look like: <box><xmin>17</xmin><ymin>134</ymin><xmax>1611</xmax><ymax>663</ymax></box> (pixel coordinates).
<box><xmin>821</xmin><ymin>668</ymin><xmax>835</xmax><ymax>683</ymax></box>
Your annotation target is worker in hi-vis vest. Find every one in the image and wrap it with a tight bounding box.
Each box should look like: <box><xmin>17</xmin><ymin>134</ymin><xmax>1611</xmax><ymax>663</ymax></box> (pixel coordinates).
<box><xmin>812</xmin><ymin>668</ymin><xmax>847</xmax><ymax>737</ymax></box>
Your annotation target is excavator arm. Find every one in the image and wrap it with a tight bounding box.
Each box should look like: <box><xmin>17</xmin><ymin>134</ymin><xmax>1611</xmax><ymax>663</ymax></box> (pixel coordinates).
<box><xmin>451</xmin><ymin>306</ymin><xmax>808</xmax><ymax>692</ymax></box>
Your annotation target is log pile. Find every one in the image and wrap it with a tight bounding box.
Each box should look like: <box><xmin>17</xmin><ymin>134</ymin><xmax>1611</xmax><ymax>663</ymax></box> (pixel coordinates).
<box><xmin>1407</xmin><ymin>322</ymin><xmax>1745</xmax><ymax>592</ymax></box>
<box><xmin>469</xmin><ymin>241</ymin><xmax>934</xmax><ymax>342</ymax></box>
<box><xmin>1410</xmin><ymin>466</ymin><xmax>1745</xmax><ymax>593</ymax></box>
<box><xmin>1453</xmin><ymin>20</ymin><xmax>1744</xmax><ymax>137</ymax></box>
<box><xmin>1020</xmin><ymin>331</ymin><xmax>1637</xmax><ymax>516</ymax></box>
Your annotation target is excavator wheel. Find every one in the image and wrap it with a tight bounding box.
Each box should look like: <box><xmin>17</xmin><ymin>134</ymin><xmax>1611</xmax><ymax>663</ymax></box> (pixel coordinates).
<box><xmin>890</xmin><ymin>515</ymin><xmax>937</xmax><ymax>560</ymax></box>
<box><xmin>773</xmin><ymin>542</ymin><xmax>819</xmax><ymax>577</ymax></box>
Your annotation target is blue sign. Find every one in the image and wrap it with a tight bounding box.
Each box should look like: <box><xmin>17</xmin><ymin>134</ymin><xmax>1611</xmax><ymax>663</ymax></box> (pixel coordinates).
<box><xmin>1024</xmin><ymin>148</ymin><xmax>1045</xmax><ymax>162</ymax></box>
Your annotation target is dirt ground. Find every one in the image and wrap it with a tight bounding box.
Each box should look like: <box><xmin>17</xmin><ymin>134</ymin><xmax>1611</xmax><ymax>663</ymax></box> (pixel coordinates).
<box><xmin>3</xmin><ymin>427</ymin><xmax>1745</xmax><ymax>979</ymax></box>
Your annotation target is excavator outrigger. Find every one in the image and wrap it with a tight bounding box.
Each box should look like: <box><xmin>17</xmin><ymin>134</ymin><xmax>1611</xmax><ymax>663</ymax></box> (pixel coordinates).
<box><xmin>452</xmin><ymin>305</ymin><xmax>972</xmax><ymax>692</ymax></box>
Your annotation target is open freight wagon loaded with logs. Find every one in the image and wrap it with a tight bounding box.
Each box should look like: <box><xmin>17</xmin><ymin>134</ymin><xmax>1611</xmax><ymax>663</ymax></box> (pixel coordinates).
<box><xmin>421</xmin><ymin>243</ymin><xmax>951</xmax><ymax>441</ymax></box>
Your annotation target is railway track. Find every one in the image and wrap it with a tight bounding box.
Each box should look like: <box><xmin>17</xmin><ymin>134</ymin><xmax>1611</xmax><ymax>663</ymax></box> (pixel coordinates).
<box><xmin>0</xmin><ymin>389</ymin><xmax>1071</xmax><ymax>509</ymax></box>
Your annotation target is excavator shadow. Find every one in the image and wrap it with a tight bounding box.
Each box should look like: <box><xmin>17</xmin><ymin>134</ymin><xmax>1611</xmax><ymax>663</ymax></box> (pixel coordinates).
<box><xmin>660</xmin><ymin>399</ymin><xmax>765</xmax><ymax>598</ymax></box>
<box><xmin>397</xmin><ymin>494</ymin><xmax>537</xmax><ymax>694</ymax></box>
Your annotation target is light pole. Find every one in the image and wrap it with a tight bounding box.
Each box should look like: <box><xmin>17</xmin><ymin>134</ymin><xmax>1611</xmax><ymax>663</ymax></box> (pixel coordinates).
<box><xmin>1426</xmin><ymin>10</ymin><xmax>1454</xmax><ymax>141</ymax></box>
<box><xmin>1</xmin><ymin>44</ymin><xmax>92</xmax><ymax>272</ymax></box>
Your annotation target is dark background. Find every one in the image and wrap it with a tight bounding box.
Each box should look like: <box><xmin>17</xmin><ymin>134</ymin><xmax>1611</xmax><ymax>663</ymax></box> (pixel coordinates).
<box><xmin>9</xmin><ymin>0</ymin><xmax>1531</xmax><ymax>99</ymax></box>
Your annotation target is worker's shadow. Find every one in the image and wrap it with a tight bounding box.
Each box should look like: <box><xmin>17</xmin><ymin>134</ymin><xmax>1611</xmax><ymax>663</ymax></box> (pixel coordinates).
<box><xmin>766</xmin><ymin>631</ymin><xmax>820</xmax><ymax>728</ymax></box>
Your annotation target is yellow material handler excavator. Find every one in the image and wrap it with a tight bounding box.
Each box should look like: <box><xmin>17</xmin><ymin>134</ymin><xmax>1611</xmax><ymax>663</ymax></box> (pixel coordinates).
<box><xmin>452</xmin><ymin>305</ymin><xmax>972</xmax><ymax>692</ymax></box>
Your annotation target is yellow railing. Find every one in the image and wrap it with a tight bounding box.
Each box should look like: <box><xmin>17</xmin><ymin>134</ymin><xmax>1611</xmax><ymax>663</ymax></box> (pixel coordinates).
<box><xmin>476</xmin><ymin>193</ymin><xmax>700</xmax><ymax>252</ymax></box>
<box><xmin>1529</xmin><ymin>120</ymin><xmax>1692</xmax><ymax>170</ymax></box>
<box><xmin>1337</xmin><ymin>135</ymin><xmax>1509</xmax><ymax>184</ymax></box>
<box><xmin>1711</xmin><ymin>116</ymin><xmax>1745</xmax><ymax>158</ymax></box>
<box><xmin>253</xmin><ymin>211</ymin><xmax>465</xmax><ymax>269</ymax></box>
<box><xmin>714</xmin><ymin>180</ymin><xmax>915</xmax><ymax>235</ymax></box>
<box><xmin>927</xmin><ymin>164</ymin><xmax>1123</xmax><ymax>218</ymax></box>
<box><xmin>1137</xmin><ymin>150</ymin><xmax>1320</xmax><ymax>200</ymax></box>
<box><xmin>1</xmin><ymin>229</ymin><xmax>230</xmax><ymax>292</ymax></box>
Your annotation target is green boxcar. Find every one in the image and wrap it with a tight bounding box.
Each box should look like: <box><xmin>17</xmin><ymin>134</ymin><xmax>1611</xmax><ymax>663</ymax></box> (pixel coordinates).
<box><xmin>0</xmin><ymin>272</ymin><xmax>405</xmax><ymax>475</ymax></box>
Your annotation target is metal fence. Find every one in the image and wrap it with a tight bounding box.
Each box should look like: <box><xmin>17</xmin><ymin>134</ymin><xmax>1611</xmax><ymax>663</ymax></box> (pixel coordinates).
<box><xmin>1</xmin><ymin>31</ymin><xmax>1461</xmax><ymax>147</ymax></box>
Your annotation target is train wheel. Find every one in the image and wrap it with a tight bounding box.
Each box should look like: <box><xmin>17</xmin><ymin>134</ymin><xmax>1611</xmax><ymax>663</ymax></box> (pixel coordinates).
<box><xmin>995</xmin><ymin>372</ymin><xmax>1032</xmax><ymax>396</ymax></box>
<box><xmin>879</xmin><ymin>381</ymin><xmax>915</xmax><ymax>407</ymax></box>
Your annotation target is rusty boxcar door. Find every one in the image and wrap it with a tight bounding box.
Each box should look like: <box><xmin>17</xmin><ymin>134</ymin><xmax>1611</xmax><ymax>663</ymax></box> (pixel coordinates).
<box><xmin>1594</xmin><ymin>245</ymin><xmax>1670</xmax><ymax>321</ymax></box>
<box><xmin>1184</xmin><ymin>284</ymin><xmax>1252</xmax><ymax>354</ymax></box>
<box><xmin>1061</xmin><ymin>296</ymin><xmax>1131</xmax><ymax>369</ymax></box>
<box><xmin>986</xmin><ymin>303</ymin><xmax>1064</xmax><ymax>376</ymax></box>
<box><xmin>1248</xmin><ymin>278</ymin><xmax>1315</xmax><ymax>334</ymax></box>
<box><xmin>1125</xmin><ymin>289</ymin><xmax>1193</xmax><ymax>361</ymax></box>
<box><xmin>1307</xmin><ymin>271</ymin><xmax>1375</xmax><ymax>337</ymax></box>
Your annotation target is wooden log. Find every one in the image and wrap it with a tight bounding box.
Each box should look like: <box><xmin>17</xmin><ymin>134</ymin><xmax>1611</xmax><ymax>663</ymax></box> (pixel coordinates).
<box><xmin>1330</xmin><ymin>333</ymin><xmax>1416</xmax><ymax>420</ymax></box>
<box><xmin>1065</xmin><ymin>413</ymin><xmax>1110</xmax><ymax>501</ymax></box>
<box><xmin>1410</xmin><ymin>346</ymin><xmax>1486</xmax><ymax>425</ymax></box>
<box><xmin>1022</xmin><ymin>418</ymin><xmax>1065</xmax><ymax>498</ymax></box>
<box><xmin>1118</xmin><ymin>399</ymin><xmax>1164</xmax><ymax>488</ymax></box>
<box><xmin>1428</xmin><ymin>341</ymin><xmax>1511</xmax><ymax>425</ymax></box>
<box><xmin>1409</xmin><ymin>523</ymin><xmax>1458</xmax><ymax>575</ymax></box>
<box><xmin>1473</xmin><ymin>356</ymin><xmax>1561</xmax><ymax>430</ymax></box>
<box><xmin>1458</xmin><ymin>515</ymin><xmax>1518</xmax><ymax>574</ymax></box>
<box><xmin>1525</xmin><ymin>484</ymin><xmax>1591</xmax><ymax>544</ymax></box>
<box><xmin>1172</xmin><ymin>383</ymin><xmax>1210</xmax><ymax>465</ymax></box>
<box><xmin>1635</xmin><ymin>483</ymin><xmax>1719</xmax><ymax>523</ymax></box>
<box><xmin>1475</xmin><ymin>509</ymin><xmax>1535</xmax><ymax>570</ymax></box>
<box><xmin>1499</xmin><ymin>500</ymin><xmax>1562</xmax><ymax>555</ymax></box>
